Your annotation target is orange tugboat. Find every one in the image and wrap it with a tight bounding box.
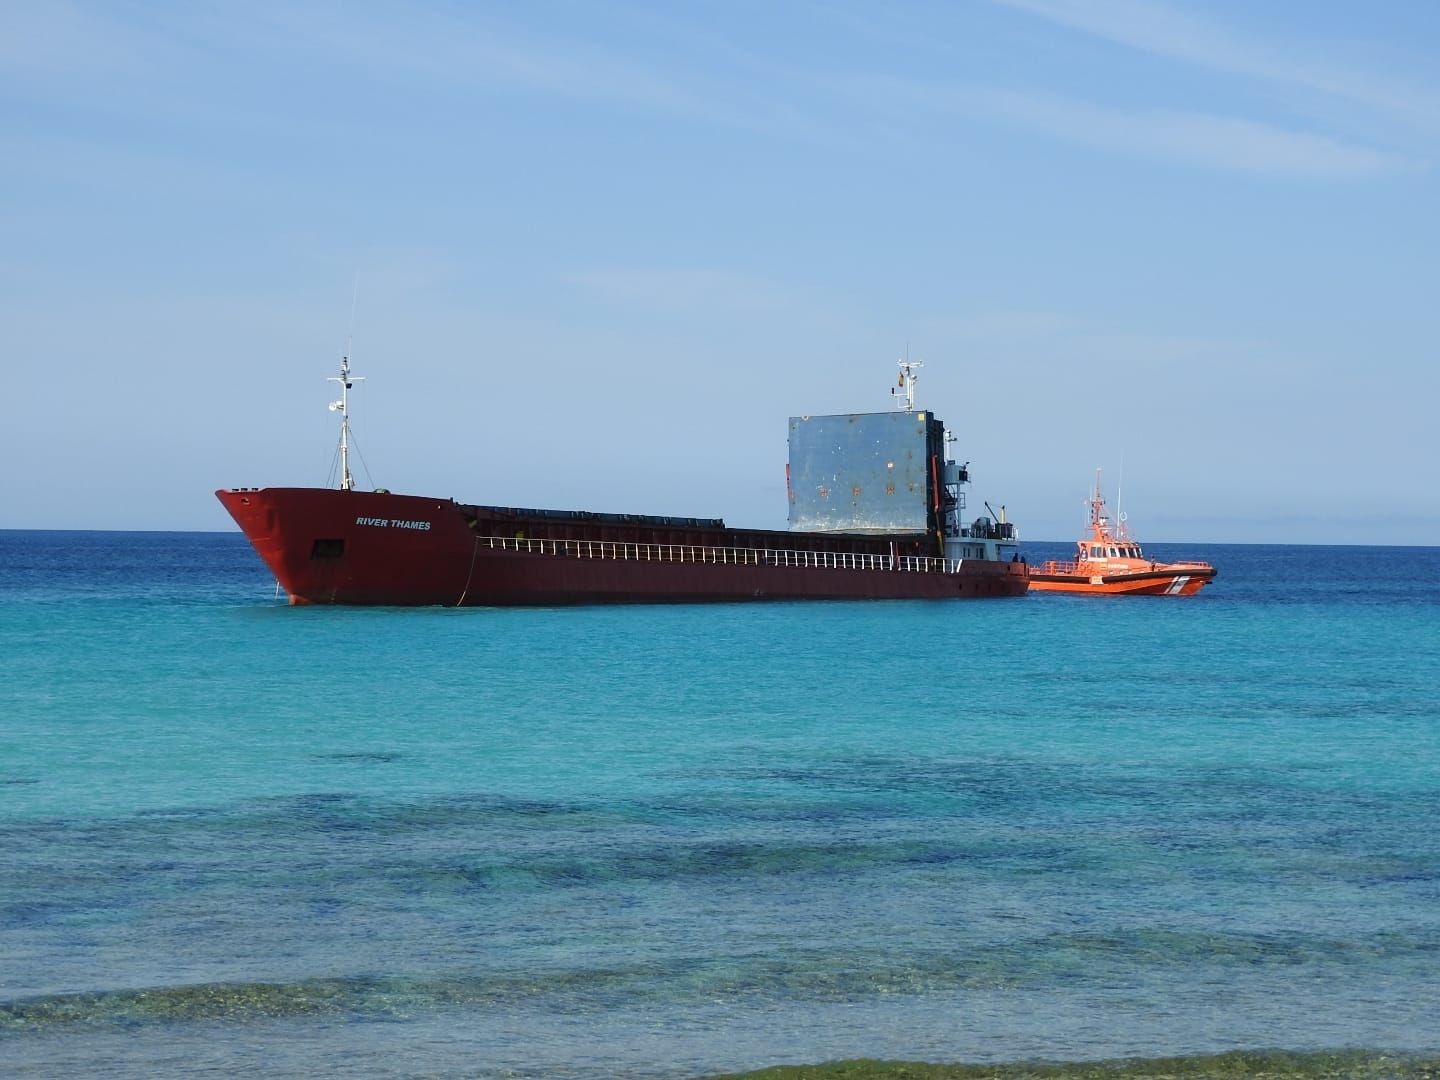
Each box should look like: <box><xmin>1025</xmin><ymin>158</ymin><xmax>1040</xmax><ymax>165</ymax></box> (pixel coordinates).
<box><xmin>1028</xmin><ymin>472</ymin><xmax>1215</xmax><ymax>596</ymax></box>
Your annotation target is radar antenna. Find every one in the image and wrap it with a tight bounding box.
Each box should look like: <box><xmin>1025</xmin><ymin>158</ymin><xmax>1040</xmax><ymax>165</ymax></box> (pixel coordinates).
<box><xmin>327</xmin><ymin>354</ymin><xmax>365</xmax><ymax>491</ymax></box>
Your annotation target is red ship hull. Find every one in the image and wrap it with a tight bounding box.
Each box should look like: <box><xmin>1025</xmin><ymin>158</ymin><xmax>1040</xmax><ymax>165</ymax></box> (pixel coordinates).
<box><xmin>217</xmin><ymin>487</ymin><xmax>1028</xmax><ymax>606</ymax></box>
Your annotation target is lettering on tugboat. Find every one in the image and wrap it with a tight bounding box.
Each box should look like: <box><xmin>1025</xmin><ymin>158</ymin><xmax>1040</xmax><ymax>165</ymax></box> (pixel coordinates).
<box><xmin>355</xmin><ymin>517</ymin><xmax>431</xmax><ymax>530</ymax></box>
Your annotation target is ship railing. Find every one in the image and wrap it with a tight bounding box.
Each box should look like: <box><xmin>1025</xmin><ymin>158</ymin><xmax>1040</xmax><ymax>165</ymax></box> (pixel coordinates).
<box><xmin>1038</xmin><ymin>559</ymin><xmax>1081</xmax><ymax>574</ymax></box>
<box><xmin>1038</xmin><ymin>557</ymin><xmax>1212</xmax><ymax>574</ymax></box>
<box><xmin>476</xmin><ymin>535</ymin><xmax>966</xmax><ymax>574</ymax></box>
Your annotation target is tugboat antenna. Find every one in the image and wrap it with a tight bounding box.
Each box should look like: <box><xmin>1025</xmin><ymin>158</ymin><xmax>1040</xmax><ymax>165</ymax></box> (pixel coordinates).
<box><xmin>327</xmin><ymin>354</ymin><xmax>365</xmax><ymax>491</ymax></box>
<box><xmin>1115</xmin><ymin>454</ymin><xmax>1126</xmax><ymax>540</ymax></box>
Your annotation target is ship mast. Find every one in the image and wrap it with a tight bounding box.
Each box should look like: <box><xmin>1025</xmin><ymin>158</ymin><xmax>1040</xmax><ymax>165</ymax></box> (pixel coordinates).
<box><xmin>1090</xmin><ymin>467</ymin><xmax>1112</xmax><ymax>535</ymax></box>
<box><xmin>890</xmin><ymin>357</ymin><xmax>923</xmax><ymax>412</ymax></box>
<box><xmin>328</xmin><ymin>354</ymin><xmax>364</xmax><ymax>491</ymax></box>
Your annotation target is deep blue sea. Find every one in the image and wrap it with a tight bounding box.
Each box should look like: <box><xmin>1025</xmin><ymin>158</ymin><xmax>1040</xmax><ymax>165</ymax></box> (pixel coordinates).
<box><xmin>2</xmin><ymin>530</ymin><xmax>1439</xmax><ymax>1078</ymax></box>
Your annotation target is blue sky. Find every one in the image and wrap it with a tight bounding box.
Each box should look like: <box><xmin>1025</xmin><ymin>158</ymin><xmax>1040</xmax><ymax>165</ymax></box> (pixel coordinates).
<box><xmin>3</xmin><ymin>1</ymin><xmax>1437</xmax><ymax>543</ymax></box>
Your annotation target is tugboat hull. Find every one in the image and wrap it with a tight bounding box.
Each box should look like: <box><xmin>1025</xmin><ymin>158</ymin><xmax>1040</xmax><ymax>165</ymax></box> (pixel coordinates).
<box><xmin>1027</xmin><ymin>565</ymin><xmax>1215</xmax><ymax>596</ymax></box>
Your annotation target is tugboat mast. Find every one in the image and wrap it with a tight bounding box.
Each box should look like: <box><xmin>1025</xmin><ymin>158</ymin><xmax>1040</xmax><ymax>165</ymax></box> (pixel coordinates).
<box><xmin>327</xmin><ymin>354</ymin><xmax>364</xmax><ymax>491</ymax></box>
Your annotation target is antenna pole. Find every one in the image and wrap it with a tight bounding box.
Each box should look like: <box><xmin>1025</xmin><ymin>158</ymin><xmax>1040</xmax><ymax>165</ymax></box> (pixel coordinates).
<box><xmin>1115</xmin><ymin>455</ymin><xmax>1125</xmax><ymax>539</ymax></box>
<box><xmin>328</xmin><ymin>355</ymin><xmax>365</xmax><ymax>491</ymax></box>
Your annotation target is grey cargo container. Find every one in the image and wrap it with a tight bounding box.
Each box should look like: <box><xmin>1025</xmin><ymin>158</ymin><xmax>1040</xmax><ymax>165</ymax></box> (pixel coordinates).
<box><xmin>787</xmin><ymin>410</ymin><xmax>945</xmax><ymax>534</ymax></box>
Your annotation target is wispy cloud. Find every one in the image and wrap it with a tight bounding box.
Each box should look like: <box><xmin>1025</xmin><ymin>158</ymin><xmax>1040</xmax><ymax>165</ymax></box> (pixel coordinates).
<box><xmin>2</xmin><ymin>2</ymin><xmax>1418</xmax><ymax>183</ymax></box>
<box><xmin>258</xmin><ymin>6</ymin><xmax>696</xmax><ymax>114</ymax></box>
<box><xmin>926</xmin><ymin>310</ymin><xmax>1079</xmax><ymax>341</ymax></box>
<box><xmin>0</xmin><ymin>1</ymin><xmax>153</xmax><ymax>81</ymax></box>
<box><xmin>0</xmin><ymin>3</ymin><xmax>703</xmax><ymax>120</ymax></box>
<box><xmin>566</xmin><ymin>268</ymin><xmax>787</xmax><ymax>313</ymax></box>
<box><xmin>254</xmin><ymin>7</ymin><xmax>862</xmax><ymax>149</ymax></box>
<box><xmin>924</xmin><ymin>310</ymin><xmax>1262</xmax><ymax>373</ymax></box>
<box><xmin>994</xmin><ymin>0</ymin><xmax>1440</xmax><ymax>133</ymax></box>
<box><xmin>977</xmin><ymin>87</ymin><xmax>1408</xmax><ymax>178</ymax></box>
<box><xmin>4</xmin><ymin>3</ymin><xmax>870</xmax><ymax>154</ymax></box>
<box><xmin>838</xmin><ymin>76</ymin><xmax>1408</xmax><ymax>178</ymax></box>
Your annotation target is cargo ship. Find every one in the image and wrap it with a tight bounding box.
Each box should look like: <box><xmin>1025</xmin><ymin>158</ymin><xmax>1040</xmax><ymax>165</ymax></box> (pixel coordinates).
<box><xmin>217</xmin><ymin>359</ymin><xmax>1028</xmax><ymax>605</ymax></box>
<box><xmin>1028</xmin><ymin>471</ymin><xmax>1215</xmax><ymax>596</ymax></box>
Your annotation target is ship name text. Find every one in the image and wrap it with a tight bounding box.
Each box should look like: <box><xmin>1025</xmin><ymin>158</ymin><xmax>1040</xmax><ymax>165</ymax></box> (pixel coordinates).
<box><xmin>355</xmin><ymin>516</ymin><xmax>432</xmax><ymax>530</ymax></box>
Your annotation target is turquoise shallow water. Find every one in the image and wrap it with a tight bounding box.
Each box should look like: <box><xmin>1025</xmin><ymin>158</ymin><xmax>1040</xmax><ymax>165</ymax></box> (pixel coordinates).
<box><xmin>2</xmin><ymin>531</ymin><xmax>1439</xmax><ymax>1077</ymax></box>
